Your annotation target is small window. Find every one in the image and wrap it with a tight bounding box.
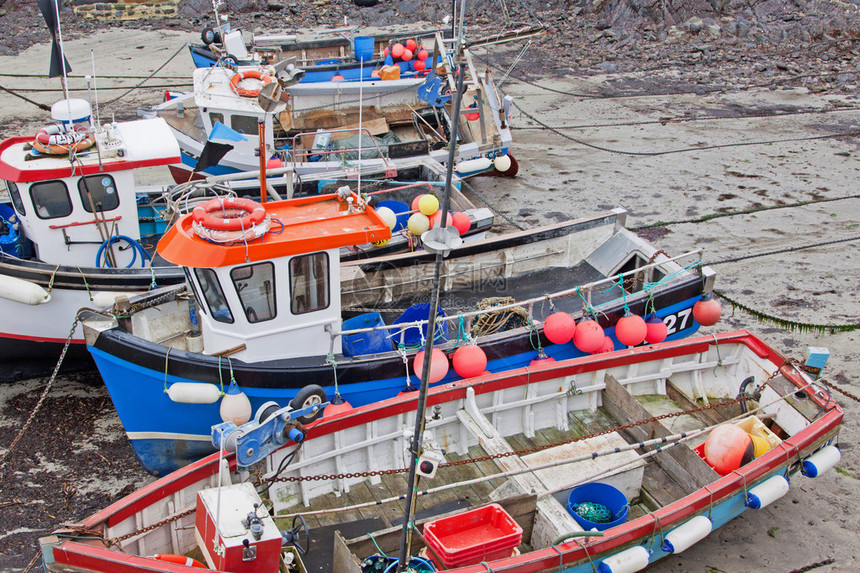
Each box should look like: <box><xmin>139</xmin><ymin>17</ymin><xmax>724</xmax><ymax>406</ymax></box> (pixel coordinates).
<box><xmin>209</xmin><ymin>112</ymin><xmax>224</xmax><ymax>127</ymax></box>
<box><xmin>184</xmin><ymin>268</ymin><xmax>205</xmax><ymax>315</ymax></box>
<box><xmin>78</xmin><ymin>175</ymin><xmax>119</xmax><ymax>213</ymax></box>
<box><xmin>231</xmin><ymin>262</ymin><xmax>276</xmax><ymax>323</ymax></box>
<box><xmin>289</xmin><ymin>252</ymin><xmax>329</xmax><ymax>314</ymax></box>
<box><xmin>4</xmin><ymin>181</ymin><xmax>25</xmax><ymax>216</ymax></box>
<box><xmin>231</xmin><ymin>114</ymin><xmax>259</xmax><ymax>135</ymax></box>
<box><xmin>30</xmin><ymin>181</ymin><xmax>72</xmax><ymax>219</ymax></box>
<box><xmin>195</xmin><ymin>268</ymin><xmax>233</xmax><ymax>323</ymax></box>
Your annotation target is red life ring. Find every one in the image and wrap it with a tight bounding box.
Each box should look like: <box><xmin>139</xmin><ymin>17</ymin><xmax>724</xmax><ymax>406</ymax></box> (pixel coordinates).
<box><xmin>229</xmin><ymin>69</ymin><xmax>273</xmax><ymax>97</ymax></box>
<box><xmin>192</xmin><ymin>197</ymin><xmax>267</xmax><ymax>232</ymax></box>
<box><xmin>32</xmin><ymin>124</ymin><xmax>95</xmax><ymax>155</ymax></box>
<box><xmin>152</xmin><ymin>554</ymin><xmax>207</xmax><ymax>568</ymax></box>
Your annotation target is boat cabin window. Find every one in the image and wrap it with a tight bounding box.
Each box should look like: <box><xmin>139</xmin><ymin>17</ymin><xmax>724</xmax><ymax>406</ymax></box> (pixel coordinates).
<box><xmin>30</xmin><ymin>180</ymin><xmax>72</xmax><ymax>219</ymax></box>
<box><xmin>209</xmin><ymin>112</ymin><xmax>224</xmax><ymax>127</ymax></box>
<box><xmin>616</xmin><ymin>254</ymin><xmax>666</xmax><ymax>293</ymax></box>
<box><xmin>230</xmin><ymin>114</ymin><xmax>259</xmax><ymax>136</ymax></box>
<box><xmin>230</xmin><ymin>262</ymin><xmax>276</xmax><ymax>323</ymax></box>
<box><xmin>3</xmin><ymin>181</ymin><xmax>25</xmax><ymax>216</ymax></box>
<box><xmin>194</xmin><ymin>268</ymin><xmax>233</xmax><ymax>323</ymax></box>
<box><xmin>79</xmin><ymin>175</ymin><xmax>119</xmax><ymax>213</ymax></box>
<box><xmin>184</xmin><ymin>268</ymin><xmax>205</xmax><ymax>315</ymax></box>
<box><xmin>289</xmin><ymin>252</ymin><xmax>329</xmax><ymax>315</ymax></box>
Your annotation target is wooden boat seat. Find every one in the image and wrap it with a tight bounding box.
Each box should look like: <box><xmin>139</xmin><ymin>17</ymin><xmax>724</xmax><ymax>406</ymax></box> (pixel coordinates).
<box><xmin>456</xmin><ymin>387</ymin><xmax>585</xmax><ymax>550</ymax></box>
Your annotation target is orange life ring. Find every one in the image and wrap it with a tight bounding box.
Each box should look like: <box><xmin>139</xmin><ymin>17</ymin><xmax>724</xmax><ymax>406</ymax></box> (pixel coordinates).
<box><xmin>152</xmin><ymin>554</ymin><xmax>207</xmax><ymax>568</ymax></box>
<box><xmin>192</xmin><ymin>197</ymin><xmax>267</xmax><ymax>232</ymax></box>
<box><xmin>229</xmin><ymin>69</ymin><xmax>273</xmax><ymax>97</ymax></box>
<box><xmin>32</xmin><ymin>124</ymin><xmax>95</xmax><ymax>155</ymax></box>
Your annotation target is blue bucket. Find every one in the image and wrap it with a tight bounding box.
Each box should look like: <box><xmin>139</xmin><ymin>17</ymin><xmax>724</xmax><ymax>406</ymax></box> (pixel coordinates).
<box><xmin>354</xmin><ymin>36</ymin><xmax>375</xmax><ymax>63</ymax></box>
<box><xmin>342</xmin><ymin>312</ymin><xmax>393</xmax><ymax>357</ymax></box>
<box><xmin>567</xmin><ymin>482</ymin><xmax>629</xmax><ymax>531</ymax></box>
<box><xmin>377</xmin><ymin>200</ymin><xmax>409</xmax><ymax>231</ymax></box>
<box><xmin>390</xmin><ymin>303</ymin><xmax>448</xmax><ymax>347</ymax></box>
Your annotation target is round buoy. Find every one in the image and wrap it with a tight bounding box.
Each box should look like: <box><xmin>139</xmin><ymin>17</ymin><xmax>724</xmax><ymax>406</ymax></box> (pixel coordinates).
<box><xmin>405</xmin><ymin>38</ymin><xmax>417</xmax><ymax>52</ymax></box>
<box><xmin>372</xmin><ymin>238</ymin><xmax>390</xmax><ymax>247</ymax></box>
<box><xmin>376</xmin><ymin>206</ymin><xmax>397</xmax><ymax>230</ymax></box>
<box><xmin>407</xmin><ymin>212</ymin><xmax>430</xmax><ymax>235</ymax></box>
<box><xmin>644</xmin><ymin>312</ymin><xmax>668</xmax><ymax>344</ymax></box>
<box><xmin>529</xmin><ymin>349</ymin><xmax>556</xmax><ymax>366</ymax></box>
<box><xmin>332</xmin><ymin>74</ymin><xmax>345</xmax><ymax>81</ymax></box>
<box><xmin>418</xmin><ymin>194</ymin><xmax>439</xmax><ymax>216</ymax></box>
<box><xmin>704</xmin><ymin>424</ymin><xmax>754</xmax><ymax>475</ymax></box>
<box><xmin>543</xmin><ymin>312</ymin><xmax>575</xmax><ymax>344</ymax></box>
<box><xmin>413</xmin><ymin>60</ymin><xmax>426</xmax><ymax>72</ymax></box>
<box><xmin>411</xmin><ymin>194</ymin><xmax>425</xmax><ymax>212</ymax></box>
<box><xmin>452</xmin><ymin>345</ymin><xmax>487</xmax><ymax>378</ymax></box>
<box><xmin>371</xmin><ymin>68</ymin><xmax>381</xmax><ymax>78</ymax></box>
<box><xmin>493</xmin><ymin>155</ymin><xmax>512</xmax><ymax>173</ymax></box>
<box><xmin>414</xmin><ymin>348</ymin><xmax>449</xmax><ymax>383</ymax></box>
<box><xmin>391</xmin><ymin>43</ymin><xmax>404</xmax><ymax>59</ymax></box>
<box><xmin>324</xmin><ymin>394</ymin><xmax>353</xmax><ymax>417</ymax></box>
<box><xmin>429</xmin><ymin>210</ymin><xmax>452</xmax><ymax>229</ymax></box>
<box><xmin>573</xmin><ymin>319</ymin><xmax>604</xmax><ymax>353</ymax></box>
<box><xmin>594</xmin><ymin>336</ymin><xmax>615</xmax><ymax>354</ymax></box>
<box><xmin>267</xmin><ymin>156</ymin><xmax>283</xmax><ymax>169</ymax></box>
<box><xmin>417</xmin><ymin>48</ymin><xmax>429</xmax><ymax>61</ymax></box>
<box><xmin>615</xmin><ymin>311</ymin><xmax>647</xmax><ymax>347</ymax></box>
<box><xmin>451</xmin><ymin>211</ymin><xmax>471</xmax><ymax>235</ymax></box>
<box><xmin>219</xmin><ymin>383</ymin><xmax>252</xmax><ymax>425</ymax></box>
<box><xmin>401</xmin><ymin>48</ymin><xmax>413</xmax><ymax>61</ymax></box>
<box><xmin>693</xmin><ymin>293</ymin><xmax>721</xmax><ymax>326</ymax></box>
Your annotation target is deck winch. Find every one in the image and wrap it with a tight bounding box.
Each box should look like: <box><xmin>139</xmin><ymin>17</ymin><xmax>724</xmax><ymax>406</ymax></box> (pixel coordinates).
<box><xmin>212</xmin><ymin>399</ymin><xmax>327</xmax><ymax>467</ymax></box>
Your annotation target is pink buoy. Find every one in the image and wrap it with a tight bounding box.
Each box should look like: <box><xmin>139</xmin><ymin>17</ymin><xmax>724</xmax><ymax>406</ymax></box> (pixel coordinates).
<box><xmin>644</xmin><ymin>312</ymin><xmax>668</xmax><ymax>344</ymax></box>
<box><xmin>411</xmin><ymin>194</ymin><xmax>426</xmax><ymax>212</ymax></box>
<box><xmin>543</xmin><ymin>312</ymin><xmax>575</xmax><ymax>344</ymax></box>
<box><xmin>573</xmin><ymin>319</ymin><xmax>604</xmax><ymax>353</ymax></box>
<box><xmin>417</xmin><ymin>48</ymin><xmax>429</xmax><ymax>61</ymax></box>
<box><xmin>615</xmin><ymin>311</ymin><xmax>647</xmax><ymax>347</ymax></box>
<box><xmin>429</xmin><ymin>210</ymin><xmax>453</xmax><ymax>229</ymax></box>
<box><xmin>413</xmin><ymin>59</ymin><xmax>426</xmax><ymax>72</ymax></box>
<box><xmin>405</xmin><ymin>38</ymin><xmax>417</xmax><ymax>52</ymax></box>
<box><xmin>324</xmin><ymin>398</ymin><xmax>353</xmax><ymax>417</ymax></box>
<box><xmin>452</xmin><ymin>345</ymin><xmax>487</xmax><ymax>378</ymax></box>
<box><xmin>451</xmin><ymin>211</ymin><xmax>471</xmax><ymax>235</ymax></box>
<box><xmin>693</xmin><ymin>293</ymin><xmax>721</xmax><ymax>326</ymax></box>
<box><xmin>413</xmin><ymin>348</ymin><xmax>449</xmax><ymax>384</ymax></box>
<box><xmin>401</xmin><ymin>48</ymin><xmax>413</xmax><ymax>61</ymax></box>
<box><xmin>529</xmin><ymin>349</ymin><xmax>556</xmax><ymax>366</ymax></box>
<box><xmin>593</xmin><ymin>336</ymin><xmax>615</xmax><ymax>354</ymax></box>
<box><xmin>391</xmin><ymin>43</ymin><xmax>404</xmax><ymax>59</ymax></box>
<box><xmin>704</xmin><ymin>423</ymin><xmax>754</xmax><ymax>475</ymax></box>
<box><xmin>266</xmin><ymin>157</ymin><xmax>283</xmax><ymax>169</ymax></box>
<box><xmin>332</xmin><ymin>74</ymin><xmax>345</xmax><ymax>81</ymax></box>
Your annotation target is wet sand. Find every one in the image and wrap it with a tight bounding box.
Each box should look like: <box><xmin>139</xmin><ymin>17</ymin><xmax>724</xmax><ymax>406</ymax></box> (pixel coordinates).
<box><xmin>0</xmin><ymin>29</ymin><xmax>858</xmax><ymax>573</ymax></box>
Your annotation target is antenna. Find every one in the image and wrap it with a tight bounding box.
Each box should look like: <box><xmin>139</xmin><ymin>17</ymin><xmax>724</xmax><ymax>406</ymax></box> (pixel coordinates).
<box><xmin>90</xmin><ymin>50</ymin><xmax>101</xmax><ymax>128</ymax></box>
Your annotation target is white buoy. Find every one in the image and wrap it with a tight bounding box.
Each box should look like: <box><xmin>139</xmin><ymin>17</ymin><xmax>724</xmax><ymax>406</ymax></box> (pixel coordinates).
<box><xmin>661</xmin><ymin>515</ymin><xmax>712</xmax><ymax>554</ymax></box>
<box><xmin>493</xmin><ymin>154</ymin><xmax>512</xmax><ymax>173</ymax></box>
<box><xmin>220</xmin><ymin>380</ymin><xmax>252</xmax><ymax>425</ymax></box>
<box><xmin>165</xmin><ymin>382</ymin><xmax>222</xmax><ymax>404</ymax></box>
<box><xmin>597</xmin><ymin>545</ymin><xmax>651</xmax><ymax>573</ymax></box>
<box><xmin>746</xmin><ymin>475</ymin><xmax>790</xmax><ymax>509</ymax></box>
<box><xmin>0</xmin><ymin>274</ymin><xmax>51</xmax><ymax>305</ymax></box>
<box><xmin>802</xmin><ymin>445</ymin><xmax>841</xmax><ymax>478</ymax></box>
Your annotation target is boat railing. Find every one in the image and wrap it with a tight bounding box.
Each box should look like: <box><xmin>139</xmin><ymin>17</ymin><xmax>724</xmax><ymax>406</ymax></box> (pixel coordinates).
<box><xmin>285</xmin><ymin>127</ymin><xmax>393</xmax><ymax>165</ymax></box>
<box><xmin>333</xmin><ymin>249</ymin><xmax>705</xmax><ymax>347</ymax></box>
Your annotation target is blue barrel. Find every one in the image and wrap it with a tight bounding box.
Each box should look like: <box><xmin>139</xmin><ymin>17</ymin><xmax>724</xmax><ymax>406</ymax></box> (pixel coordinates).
<box><xmin>354</xmin><ymin>36</ymin><xmax>375</xmax><ymax>62</ymax></box>
<box><xmin>390</xmin><ymin>303</ymin><xmax>448</xmax><ymax>347</ymax></box>
<box><xmin>342</xmin><ymin>312</ymin><xmax>393</xmax><ymax>357</ymax></box>
<box><xmin>567</xmin><ymin>482</ymin><xmax>629</xmax><ymax>531</ymax></box>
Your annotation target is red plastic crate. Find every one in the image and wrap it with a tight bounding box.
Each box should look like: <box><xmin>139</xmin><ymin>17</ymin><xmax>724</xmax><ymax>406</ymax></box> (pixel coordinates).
<box><xmin>423</xmin><ymin>504</ymin><xmax>522</xmax><ymax>568</ymax></box>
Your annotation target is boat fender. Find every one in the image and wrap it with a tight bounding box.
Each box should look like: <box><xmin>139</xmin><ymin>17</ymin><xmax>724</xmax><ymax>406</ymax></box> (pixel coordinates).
<box><xmin>229</xmin><ymin>69</ymin><xmax>273</xmax><ymax>98</ymax></box>
<box><xmin>660</xmin><ymin>515</ymin><xmax>712</xmax><ymax>554</ymax></box>
<box><xmin>151</xmin><ymin>554</ymin><xmax>206</xmax><ymax>568</ymax></box>
<box><xmin>801</xmin><ymin>444</ymin><xmax>841</xmax><ymax>478</ymax></box>
<box><xmin>90</xmin><ymin>290</ymin><xmax>145</xmax><ymax>309</ymax></box>
<box><xmin>0</xmin><ymin>274</ymin><xmax>51</xmax><ymax>305</ymax></box>
<box><xmin>165</xmin><ymin>382</ymin><xmax>222</xmax><ymax>404</ymax></box>
<box><xmin>454</xmin><ymin>157</ymin><xmax>492</xmax><ymax>176</ymax></box>
<box><xmin>745</xmin><ymin>474</ymin><xmax>790</xmax><ymax>510</ymax></box>
<box><xmin>192</xmin><ymin>197</ymin><xmax>267</xmax><ymax>232</ymax></box>
<box><xmin>597</xmin><ymin>545</ymin><xmax>651</xmax><ymax>573</ymax></box>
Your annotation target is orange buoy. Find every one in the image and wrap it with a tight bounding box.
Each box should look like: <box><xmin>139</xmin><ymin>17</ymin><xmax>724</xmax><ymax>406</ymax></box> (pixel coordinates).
<box><xmin>704</xmin><ymin>423</ymin><xmax>754</xmax><ymax>475</ymax></box>
<box><xmin>401</xmin><ymin>48</ymin><xmax>413</xmax><ymax>61</ymax></box>
<box><xmin>405</xmin><ymin>38</ymin><xmax>417</xmax><ymax>52</ymax></box>
<box><xmin>593</xmin><ymin>336</ymin><xmax>615</xmax><ymax>354</ymax></box>
<box><xmin>413</xmin><ymin>60</ymin><xmax>426</xmax><ymax>72</ymax></box>
<box><xmin>544</xmin><ymin>312</ymin><xmax>575</xmax><ymax>344</ymax></box>
<box><xmin>417</xmin><ymin>48</ymin><xmax>429</xmax><ymax>61</ymax></box>
<box><xmin>693</xmin><ymin>293</ymin><xmax>721</xmax><ymax>326</ymax></box>
<box><xmin>644</xmin><ymin>312</ymin><xmax>668</xmax><ymax>344</ymax></box>
<box><xmin>452</xmin><ymin>345</ymin><xmax>487</xmax><ymax>378</ymax></box>
<box><xmin>615</xmin><ymin>311</ymin><xmax>647</xmax><ymax>347</ymax></box>
<box><xmin>451</xmin><ymin>211</ymin><xmax>471</xmax><ymax>235</ymax></box>
<box><xmin>152</xmin><ymin>554</ymin><xmax>206</xmax><ymax>568</ymax></box>
<box><xmin>429</xmin><ymin>210</ymin><xmax>452</xmax><ymax>229</ymax></box>
<box><xmin>573</xmin><ymin>319</ymin><xmax>604</xmax><ymax>353</ymax></box>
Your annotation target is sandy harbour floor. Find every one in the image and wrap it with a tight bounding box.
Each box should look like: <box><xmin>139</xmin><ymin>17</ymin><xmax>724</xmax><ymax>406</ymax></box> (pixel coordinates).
<box><xmin>0</xmin><ymin>28</ymin><xmax>858</xmax><ymax>573</ymax></box>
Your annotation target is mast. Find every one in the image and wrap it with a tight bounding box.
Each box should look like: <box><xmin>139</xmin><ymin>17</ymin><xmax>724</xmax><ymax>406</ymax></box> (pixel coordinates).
<box><xmin>395</xmin><ymin>46</ymin><xmax>467</xmax><ymax>573</ymax></box>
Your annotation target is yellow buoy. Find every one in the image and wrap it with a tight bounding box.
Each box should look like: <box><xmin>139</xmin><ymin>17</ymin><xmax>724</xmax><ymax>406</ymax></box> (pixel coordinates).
<box><xmin>418</xmin><ymin>194</ymin><xmax>439</xmax><ymax>216</ymax></box>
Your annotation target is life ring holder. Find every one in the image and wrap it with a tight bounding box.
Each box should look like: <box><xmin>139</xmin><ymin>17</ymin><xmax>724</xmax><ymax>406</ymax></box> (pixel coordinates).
<box><xmin>229</xmin><ymin>69</ymin><xmax>273</xmax><ymax>97</ymax></box>
<box><xmin>192</xmin><ymin>197</ymin><xmax>267</xmax><ymax>232</ymax></box>
<box><xmin>151</xmin><ymin>554</ymin><xmax>207</xmax><ymax>568</ymax></box>
<box><xmin>32</xmin><ymin>123</ymin><xmax>95</xmax><ymax>155</ymax></box>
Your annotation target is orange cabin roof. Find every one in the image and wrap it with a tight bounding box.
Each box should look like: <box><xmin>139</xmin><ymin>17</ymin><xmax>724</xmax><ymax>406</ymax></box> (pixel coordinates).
<box><xmin>157</xmin><ymin>194</ymin><xmax>392</xmax><ymax>268</ymax></box>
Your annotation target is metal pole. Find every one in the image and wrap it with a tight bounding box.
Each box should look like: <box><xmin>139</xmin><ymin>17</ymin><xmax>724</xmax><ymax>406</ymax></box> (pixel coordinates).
<box><xmin>396</xmin><ymin>63</ymin><xmax>466</xmax><ymax>573</ymax></box>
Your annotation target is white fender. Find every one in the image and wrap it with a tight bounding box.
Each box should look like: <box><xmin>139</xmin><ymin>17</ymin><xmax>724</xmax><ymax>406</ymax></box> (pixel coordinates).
<box><xmin>661</xmin><ymin>515</ymin><xmax>712</xmax><ymax>554</ymax></box>
<box><xmin>454</xmin><ymin>157</ymin><xmax>492</xmax><ymax>176</ymax></box>
<box><xmin>165</xmin><ymin>382</ymin><xmax>222</xmax><ymax>404</ymax></box>
<box><xmin>0</xmin><ymin>274</ymin><xmax>51</xmax><ymax>305</ymax></box>
<box><xmin>746</xmin><ymin>475</ymin><xmax>790</xmax><ymax>509</ymax></box>
<box><xmin>597</xmin><ymin>545</ymin><xmax>650</xmax><ymax>573</ymax></box>
<box><xmin>90</xmin><ymin>291</ymin><xmax>145</xmax><ymax>309</ymax></box>
<box><xmin>802</xmin><ymin>445</ymin><xmax>841</xmax><ymax>478</ymax></box>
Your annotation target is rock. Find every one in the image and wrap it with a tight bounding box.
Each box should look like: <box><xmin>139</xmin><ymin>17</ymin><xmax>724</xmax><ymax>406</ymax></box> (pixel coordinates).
<box><xmin>598</xmin><ymin>61</ymin><xmax>617</xmax><ymax>73</ymax></box>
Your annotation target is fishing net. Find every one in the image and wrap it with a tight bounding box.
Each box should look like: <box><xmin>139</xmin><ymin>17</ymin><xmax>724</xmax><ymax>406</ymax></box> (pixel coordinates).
<box><xmin>470</xmin><ymin>296</ymin><xmax>530</xmax><ymax>337</ymax></box>
<box><xmin>571</xmin><ymin>501</ymin><xmax>613</xmax><ymax>523</ymax></box>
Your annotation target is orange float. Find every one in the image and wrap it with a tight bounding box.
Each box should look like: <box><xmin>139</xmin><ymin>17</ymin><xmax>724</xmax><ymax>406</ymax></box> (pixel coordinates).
<box><xmin>229</xmin><ymin>69</ymin><xmax>273</xmax><ymax>97</ymax></box>
<box><xmin>192</xmin><ymin>197</ymin><xmax>267</xmax><ymax>232</ymax></box>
